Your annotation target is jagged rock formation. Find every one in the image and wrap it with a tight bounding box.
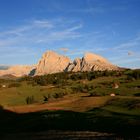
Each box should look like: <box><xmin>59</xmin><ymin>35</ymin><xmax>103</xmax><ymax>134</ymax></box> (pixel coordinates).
<box><xmin>0</xmin><ymin>51</ymin><xmax>119</xmax><ymax>77</ymax></box>
<box><xmin>65</xmin><ymin>58</ymin><xmax>81</xmax><ymax>72</ymax></box>
<box><xmin>0</xmin><ymin>65</ymin><xmax>35</xmax><ymax>77</ymax></box>
<box><xmin>66</xmin><ymin>52</ymin><xmax>119</xmax><ymax>72</ymax></box>
<box><xmin>34</xmin><ymin>51</ymin><xmax>71</xmax><ymax>75</ymax></box>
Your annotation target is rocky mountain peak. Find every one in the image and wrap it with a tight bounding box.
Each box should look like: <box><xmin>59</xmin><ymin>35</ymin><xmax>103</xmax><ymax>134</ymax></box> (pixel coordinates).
<box><xmin>42</xmin><ymin>50</ymin><xmax>59</xmax><ymax>58</ymax></box>
<box><xmin>35</xmin><ymin>51</ymin><xmax>71</xmax><ymax>75</ymax></box>
<box><xmin>66</xmin><ymin>52</ymin><xmax>119</xmax><ymax>72</ymax></box>
<box><xmin>73</xmin><ymin>58</ymin><xmax>81</xmax><ymax>65</ymax></box>
<box><xmin>0</xmin><ymin>50</ymin><xmax>120</xmax><ymax>77</ymax></box>
<box><xmin>83</xmin><ymin>52</ymin><xmax>109</xmax><ymax>63</ymax></box>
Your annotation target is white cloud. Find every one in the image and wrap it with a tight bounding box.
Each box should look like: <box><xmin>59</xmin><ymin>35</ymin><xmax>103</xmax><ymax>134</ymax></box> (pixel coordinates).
<box><xmin>32</xmin><ymin>20</ymin><xmax>54</xmax><ymax>28</ymax></box>
<box><xmin>114</xmin><ymin>35</ymin><xmax>140</xmax><ymax>50</ymax></box>
<box><xmin>0</xmin><ymin>18</ymin><xmax>84</xmax><ymax>64</ymax></box>
<box><xmin>35</xmin><ymin>24</ymin><xmax>82</xmax><ymax>44</ymax></box>
<box><xmin>0</xmin><ymin>19</ymin><xmax>83</xmax><ymax>47</ymax></box>
<box><xmin>69</xmin><ymin>7</ymin><xmax>105</xmax><ymax>14</ymax></box>
<box><xmin>66</xmin><ymin>24</ymin><xmax>83</xmax><ymax>32</ymax></box>
<box><xmin>0</xmin><ymin>19</ymin><xmax>53</xmax><ymax>37</ymax></box>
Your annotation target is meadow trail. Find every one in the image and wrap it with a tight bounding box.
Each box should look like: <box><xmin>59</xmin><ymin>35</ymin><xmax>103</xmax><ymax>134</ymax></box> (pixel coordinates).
<box><xmin>5</xmin><ymin>96</ymin><xmax>111</xmax><ymax>113</ymax></box>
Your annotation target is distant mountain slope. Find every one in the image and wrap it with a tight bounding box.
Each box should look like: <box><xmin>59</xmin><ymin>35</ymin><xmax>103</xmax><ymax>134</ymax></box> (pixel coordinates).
<box><xmin>35</xmin><ymin>51</ymin><xmax>119</xmax><ymax>75</ymax></box>
<box><xmin>0</xmin><ymin>65</ymin><xmax>9</xmax><ymax>70</ymax></box>
<box><xmin>0</xmin><ymin>50</ymin><xmax>120</xmax><ymax>77</ymax></box>
<box><xmin>66</xmin><ymin>52</ymin><xmax>119</xmax><ymax>72</ymax></box>
<box><xmin>0</xmin><ymin>65</ymin><xmax>35</xmax><ymax>77</ymax></box>
<box><xmin>34</xmin><ymin>51</ymin><xmax>71</xmax><ymax>75</ymax></box>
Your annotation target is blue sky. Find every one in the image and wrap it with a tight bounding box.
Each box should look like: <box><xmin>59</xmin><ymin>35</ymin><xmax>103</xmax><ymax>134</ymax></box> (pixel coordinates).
<box><xmin>0</xmin><ymin>0</ymin><xmax>140</xmax><ymax>68</ymax></box>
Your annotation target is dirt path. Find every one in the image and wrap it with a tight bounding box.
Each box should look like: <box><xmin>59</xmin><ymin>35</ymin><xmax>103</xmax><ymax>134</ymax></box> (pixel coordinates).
<box><xmin>5</xmin><ymin>97</ymin><xmax>79</xmax><ymax>113</ymax></box>
<box><xmin>5</xmin><ymin>96</ymin><xmax>111</xmax><ymax>113</ymax></box>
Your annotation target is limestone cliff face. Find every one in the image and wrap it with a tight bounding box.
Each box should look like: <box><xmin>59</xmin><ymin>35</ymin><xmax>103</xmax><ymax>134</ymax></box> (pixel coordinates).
<box><xmin>66</xmin><ymin>52</ymin><xmax>119</xmax><ymax>72</ymax></box>
<box><xmin>34</xmin><ymin>51</ymin><xmax>71</xmax><ymax>75</ymax></box>
<box><xmin>65</xmin><ymin>58</ymin><xmax>82</xmax><ymax>72</ymax></box>
<box><xmin>0</xmin><ymin>51</ymin><xmax>119</xmax><ymax>77</ymax></box>
<box><xmin>0</xmin><ymin>65</ymin><xmax>35</xmax><ymax>77</ymax></box>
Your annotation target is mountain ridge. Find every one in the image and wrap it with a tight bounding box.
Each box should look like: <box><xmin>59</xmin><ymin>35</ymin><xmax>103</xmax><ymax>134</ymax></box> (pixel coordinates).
<box><xmin>0</xmin><ymin>50</ymin><xmax>120</xmax><ymax>77</ymax></box>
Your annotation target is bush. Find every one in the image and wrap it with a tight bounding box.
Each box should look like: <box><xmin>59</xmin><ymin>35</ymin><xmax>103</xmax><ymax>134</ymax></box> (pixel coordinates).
<box><xmin>126</xmin><ymin>69</ymin><xmax>140</xmax><ymax>80</ymax></box>
<box><xmin>131</xmin><ymin>70</ymin><xmax>140</xmax><ymax>79</ymax></box>
<box><xmin>26</xmin><ymin>96</ymin><xmax>35</xmax><ymax>104</ymax></box>
<box><xmin>43</xmin><ymin>95</ymin><xmax>48</xmax><ymax>102</ymax></box>
<box><xmin>64</xmin><ymin>88</ymin><xmax>73</xmax><ymax>94</ymax></box>
<box><xmin>87</xmin><ymin>72</ymin><xmax>96</xmax><ymax>80</ymax></box>
<box><xmin>53</xmin><ymin>93</ymin><xmax>64</xmax><ymax>99</ymax></box>
<box><xmin>52</xmin><ymin>79</ymin><xmax>66</xmax><ymax>85</ymax></box>
<box><xmin>126</xmin><ymin>75</ymin><xmax>135</xmax><ymax>81</ymax></box>
<box><xmin>134</xmin><ymin>93</ymin><xmax>140</xmax><ymax>97</ymax></box>
<box><xmin>84</xmin><ymin>84</ymin><xmax>94</xmax><ymax>91</ymax></box>
<box><xmin>35</xmin><ymin>76</ymin><xmax>47</xmax><ymax>86</ymax></box>
<box><xmin>89</xmin><ymin>90</ymin><xmax>103</xmax><ymax>97</ymax></box>
<box><xmin>71</xmin><ymin>84</ymin><xmax>84</xmax><ymax>93</ymax></box>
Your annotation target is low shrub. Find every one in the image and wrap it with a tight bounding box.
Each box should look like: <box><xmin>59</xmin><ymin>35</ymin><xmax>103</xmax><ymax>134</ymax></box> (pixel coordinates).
<box><xmin>43</xmin><ymin>95</ymin><xmax>48</xmax><ymax>102</ymax></box>
<box><xmin>89</xmin><ymin>90</ymin><xmax>104</xmax><ymax>97</ymax></box>
<box><xmin>26</xmin><ymin>96</ymin><xmax>35</xmax><ymax>104</ymax></box>
<box><xmin>134</xmin><ymin>93</ymin><xmax>140</xmax><ymax>97</ymax></box>
<box><xmin>53</xmin><ymin>93</ymin><xmax>64</xmax><ymax>99</ymax></box>
<box><xmin>126</xmin><ymin>69</ymin><xmax>140</xmax><ymax>80</ymax></box>
<box><xmin>71</xmin><ymin>85</ymin><xmax>83</xmax><ymax>93</ymax></box>
<box><xmin>64</xmin><ymin>88</ymin><xmax>73</xmax><ymax>94</ymax></box>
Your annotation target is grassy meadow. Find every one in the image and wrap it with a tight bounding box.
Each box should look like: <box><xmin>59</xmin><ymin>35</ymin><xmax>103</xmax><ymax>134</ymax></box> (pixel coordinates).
<box><xmin>0</xmin><ymin>70</ymin><xmax>140</xmax><ymax>139</ymax></box>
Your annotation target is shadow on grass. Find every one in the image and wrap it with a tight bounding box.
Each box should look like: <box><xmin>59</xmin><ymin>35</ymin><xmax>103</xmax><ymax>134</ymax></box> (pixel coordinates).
<box><xmin>0</xmin><ymin>106</ymin><xmax>139</xmax><ymax>138</ymax></box>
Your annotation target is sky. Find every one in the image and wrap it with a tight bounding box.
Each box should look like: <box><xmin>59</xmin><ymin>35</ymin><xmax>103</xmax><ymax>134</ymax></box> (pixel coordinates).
<box><xmin>0</xmin><ymin>0</ymin><xmax>140</xmax><ymax>68</ymax></box>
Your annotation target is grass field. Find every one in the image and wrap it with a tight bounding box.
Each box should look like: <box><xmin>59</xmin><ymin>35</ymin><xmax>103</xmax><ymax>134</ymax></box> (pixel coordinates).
<box><xmin>0</xmin><ymin>71</ymin><xmax>140</xmax><ymax>139</ymax></box>
<box><xmin>0</xmin><ymin>75</ymin><xmax>140</xmax><ymax>106</ymax></box>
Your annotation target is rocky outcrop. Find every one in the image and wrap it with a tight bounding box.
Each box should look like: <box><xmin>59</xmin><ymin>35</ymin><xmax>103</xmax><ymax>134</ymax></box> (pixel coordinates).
<box><xmin>66</xmin><ymin>52</ymin><xmax>119</xmax><ymax>72</ymax></box>
<box><xmin>0</xmin><ymin>65</ymin><xmax>35</xmax><ymax>77</ymax></box>
<box><xmin>0</xmin><ymin>51</ymin><xmax>119</xmax><ymax>77</ymax></box>
<box><xmin>34</xmin><ymin>51</ymin><xmax>71</xmax><ymax>75</ymax></box>
<box><xmin>65</xmin><ymin>58</ymin><xmax>82</xmax><ymax>72</ymax></box>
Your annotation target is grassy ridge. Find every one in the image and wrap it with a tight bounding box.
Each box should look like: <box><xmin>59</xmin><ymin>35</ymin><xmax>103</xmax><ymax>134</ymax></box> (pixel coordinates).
<box><xmin>0</xmin><ymin>73</ymin><xmax>140</xmax><ymax>106</ymax></box>
<box><xmin>0</xmin><ymin>70</ymin><xmax>140</xmax><ymax>138</ymax></box>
